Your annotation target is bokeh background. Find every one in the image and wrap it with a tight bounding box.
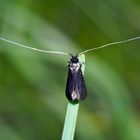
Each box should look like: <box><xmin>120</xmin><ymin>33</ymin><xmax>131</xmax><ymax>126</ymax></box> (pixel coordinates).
<box><xmin>0</xmin><ymin>0</ymin><xmax>140</xmax><ymax>140</ymax></box>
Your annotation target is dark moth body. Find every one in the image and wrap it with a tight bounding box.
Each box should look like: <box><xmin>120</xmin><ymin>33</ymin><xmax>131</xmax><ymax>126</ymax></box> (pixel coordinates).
<box><xmin>65</xmin><ymin>56</ymin><xmax>87</xmax><ymax>102</ymax></box>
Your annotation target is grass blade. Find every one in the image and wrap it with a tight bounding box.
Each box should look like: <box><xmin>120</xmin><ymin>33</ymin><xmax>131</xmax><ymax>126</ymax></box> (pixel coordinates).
<box><xmin>61</xmin><ymin>54</ymin><xmax>85</xmax><ymax>140</ymax></box>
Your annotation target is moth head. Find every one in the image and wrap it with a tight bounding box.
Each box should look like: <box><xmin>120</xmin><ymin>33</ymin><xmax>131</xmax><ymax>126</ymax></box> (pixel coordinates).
<box><xmin>70</xmin><ymin>55</ymin><xmax>79</xmax><ymax>63</ymax></box>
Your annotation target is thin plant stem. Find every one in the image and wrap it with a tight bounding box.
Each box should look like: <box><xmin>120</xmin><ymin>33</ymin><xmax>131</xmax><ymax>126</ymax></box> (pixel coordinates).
<box><xmin>61</xmin><ymin>54</ymin><xmax>85</xmax><ymax>140</ymax></box>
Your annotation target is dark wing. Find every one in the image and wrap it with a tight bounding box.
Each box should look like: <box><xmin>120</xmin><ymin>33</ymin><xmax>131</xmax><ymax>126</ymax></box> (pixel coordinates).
<box><xmin>75</xmin><ymin>69</ymin><xmax>87</xmax><ymax>101</ymax></box>
<box><xmin>65</xmin><ymin>68</ymin><xmax>87</xmax><ymax>102</ymax></box>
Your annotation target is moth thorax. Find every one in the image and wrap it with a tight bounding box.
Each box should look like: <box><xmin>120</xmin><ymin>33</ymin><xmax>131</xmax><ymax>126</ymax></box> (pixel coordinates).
<box><xmin>70</xmin><ymin>62</ymin><xmax>81</xmax><ymax>72</ymax></box>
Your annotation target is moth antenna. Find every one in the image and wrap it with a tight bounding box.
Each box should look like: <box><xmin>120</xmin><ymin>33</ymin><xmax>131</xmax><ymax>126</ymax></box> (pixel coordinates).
<box><xmin>78</xmin><ymin>36</ymin><xmax>140</xmax><ymax>56</ymax></box>
<box><xmin>0</xmin><ymin>37</ymin><xmax>70</xmax><ymax>56</ymax></box>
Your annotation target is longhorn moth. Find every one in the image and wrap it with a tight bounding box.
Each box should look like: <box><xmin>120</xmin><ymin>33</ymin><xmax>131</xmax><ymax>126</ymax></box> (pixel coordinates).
<box><xmin>0</xmin><ymin>36</ymin><xmax>140</xmax><ymax>102</ymax></box>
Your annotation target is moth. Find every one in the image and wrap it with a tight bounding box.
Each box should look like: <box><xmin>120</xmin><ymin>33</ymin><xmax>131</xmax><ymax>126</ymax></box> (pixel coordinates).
<box><xmin>65</xmin><ymin>55</ymin><xmax>87</xmax><ymax>102</ymax></box>
<box><xmin>0</xmin><ymin>36</ymin><xmax>140</xmax><ymax>102</ymax></box>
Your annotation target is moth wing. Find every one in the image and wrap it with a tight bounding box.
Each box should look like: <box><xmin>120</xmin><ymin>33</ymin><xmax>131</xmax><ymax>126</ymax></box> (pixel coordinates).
<box><xmin>65</xmin><ymin>69</ymin><xmax>87</xmax><ymax>101</ymax></box>
<box><xmin>65</xmin><ymin>69</ymin><xmax>75</xmax><ymax>101</ymax></box>
<box><xmin>76</xmin><ymin>70</ymin><xmax>87</xmax><ymax>101</ymax></box>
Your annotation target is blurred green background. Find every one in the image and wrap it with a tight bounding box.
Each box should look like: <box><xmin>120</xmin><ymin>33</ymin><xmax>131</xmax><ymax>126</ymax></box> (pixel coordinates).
<box><xmin>0</xmin><ymin>0</ymin><xmax>140</xmax><ymax>140</ymax></box>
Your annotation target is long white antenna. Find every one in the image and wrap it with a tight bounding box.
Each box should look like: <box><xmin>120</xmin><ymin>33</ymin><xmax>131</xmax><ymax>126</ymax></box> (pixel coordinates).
<box><xmin>0</xmin><ymin>37</ymin><xmax>70</xmax><ymax>56</ymax></box>
<box><xmin>78</xmin><ymin>36</ymin><xmax>140</xmax><ymax>55</ymax></box>
<box><xmin>1</xmin><ymin>36</ymin><xmax>140</xmax><ymax>57</ymax></box>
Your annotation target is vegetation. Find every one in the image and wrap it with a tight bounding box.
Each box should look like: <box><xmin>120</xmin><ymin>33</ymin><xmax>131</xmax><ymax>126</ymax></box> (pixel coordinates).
<box><xmin>0</xmin><ymin>0</ymin><xmax>140</xmax><ymax>140</ymax></box>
